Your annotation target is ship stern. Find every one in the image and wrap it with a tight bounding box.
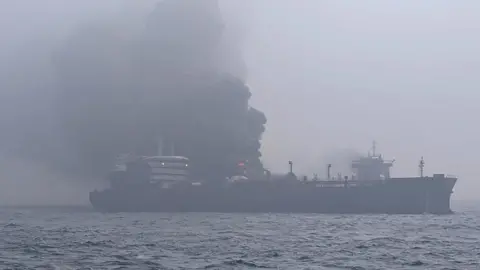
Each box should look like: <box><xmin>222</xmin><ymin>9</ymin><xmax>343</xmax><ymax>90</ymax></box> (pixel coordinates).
<box><xmin>89</xmin><ymin>190</ymin><xmax>107</xmax><ymax>212</ymax></box>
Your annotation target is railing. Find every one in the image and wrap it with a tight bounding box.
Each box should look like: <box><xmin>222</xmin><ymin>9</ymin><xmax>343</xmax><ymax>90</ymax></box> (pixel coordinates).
<box><xmin>151</xmin><ymin>168</ymin><xmax>189</xmax><ymax>175</ymax></box>
<box><xmin>312</xmin><ymin>179</ymin><xmax>385</xmax><ymax>188</ymax></box>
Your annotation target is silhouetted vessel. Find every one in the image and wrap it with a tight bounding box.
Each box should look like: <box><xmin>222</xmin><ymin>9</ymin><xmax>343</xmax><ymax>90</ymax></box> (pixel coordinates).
<box><xmin>90</xmin><ymin>142</ymin><xmax>457</xmax><ymax>214</ymax></box>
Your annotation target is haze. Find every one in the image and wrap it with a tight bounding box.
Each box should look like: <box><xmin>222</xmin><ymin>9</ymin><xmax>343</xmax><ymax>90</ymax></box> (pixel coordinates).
<box><xmin>0</xmin><ymin>0</ymin><xmax>477</xmax><ymax>204</ymax></box>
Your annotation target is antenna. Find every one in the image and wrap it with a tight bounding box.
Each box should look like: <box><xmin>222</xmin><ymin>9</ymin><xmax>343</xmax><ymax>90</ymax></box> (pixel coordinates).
<box><xmin>157</xmin><ymin>136</ymin><xmax>163</xmax><ymax>156</ymax></box>
<box><xmin>419</xmin><ymin>156</ymin><xmax>425</xmax><ymax>177</ymax></box>
<box><xmin>327</xmin><ymin>164</ymin><xmax>332</xmax><ymax>180</ymax></box>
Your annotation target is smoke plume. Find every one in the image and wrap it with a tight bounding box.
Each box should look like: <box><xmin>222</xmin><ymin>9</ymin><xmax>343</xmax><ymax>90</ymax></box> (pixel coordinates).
<box><xmin>3</xmin><ymin>0</ymin><xmax>266</xmax><ymax>185</ymax></box>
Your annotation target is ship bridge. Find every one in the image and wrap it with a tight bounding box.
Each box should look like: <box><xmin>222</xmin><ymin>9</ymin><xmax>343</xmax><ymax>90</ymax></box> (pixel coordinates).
<box><xmin>351</xmin><ymin>142</ymin><xmax>394</xmax><ymax>181</ymax></box>
<box><xmin>352</xmin><ymin>155</ymin><xmax>393</xmax><ymax>180</ymax></box>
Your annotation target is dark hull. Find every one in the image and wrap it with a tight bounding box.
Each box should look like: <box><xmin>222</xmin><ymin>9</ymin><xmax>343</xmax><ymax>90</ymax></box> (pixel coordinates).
<box><xmin>90</xmin><ymin>177</ymin><xmax>457</xmax><ymax>214</ymax></box>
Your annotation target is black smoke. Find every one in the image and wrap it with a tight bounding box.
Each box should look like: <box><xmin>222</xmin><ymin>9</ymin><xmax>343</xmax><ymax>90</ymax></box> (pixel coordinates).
<box><xmin>50</xmin><ymin>0</ymin><xmax>266</xmax><ymax>181</ymax></box>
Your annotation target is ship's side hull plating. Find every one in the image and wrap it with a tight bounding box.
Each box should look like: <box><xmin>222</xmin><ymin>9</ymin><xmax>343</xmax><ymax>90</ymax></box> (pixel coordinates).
<box><xmin>90</xmin><ymin>176</ymin><xmax>457</xmax><ymax>214</ymax></box>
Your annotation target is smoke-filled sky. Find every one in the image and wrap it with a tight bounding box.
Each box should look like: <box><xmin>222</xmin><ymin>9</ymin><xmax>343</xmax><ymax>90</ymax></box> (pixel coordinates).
<box><xmin>0</xmin><ymin>0</ymin><xmax>479</xmax><ymax>200</ymax></box>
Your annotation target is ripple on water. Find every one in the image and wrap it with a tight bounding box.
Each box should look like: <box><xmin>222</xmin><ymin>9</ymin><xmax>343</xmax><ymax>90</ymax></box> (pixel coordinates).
<box><xmin>0</xmin><ymin>204</ymin><xmax>479</xmax><ymax>269</ymax></box>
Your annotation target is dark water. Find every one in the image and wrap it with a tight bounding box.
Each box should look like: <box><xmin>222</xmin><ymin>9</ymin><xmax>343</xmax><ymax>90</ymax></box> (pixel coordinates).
<box><xmin>0</xmin><ymin>201</ymin><xmax>479</xmax><ymax>270</ymax></box>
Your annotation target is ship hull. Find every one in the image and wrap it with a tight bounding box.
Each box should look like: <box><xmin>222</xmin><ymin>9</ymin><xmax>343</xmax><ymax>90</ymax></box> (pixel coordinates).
<box><xmin>90</xmin><ymin>176</ymin><xmax>457</xmax><ymax>214</ymax></box>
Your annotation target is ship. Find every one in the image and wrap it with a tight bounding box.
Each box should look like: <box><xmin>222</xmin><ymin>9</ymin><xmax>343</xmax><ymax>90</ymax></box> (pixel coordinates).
<box><xmin>89</xmin><ymin>141</ymin><xmax>457</xmax><ymax>214</ymax></box>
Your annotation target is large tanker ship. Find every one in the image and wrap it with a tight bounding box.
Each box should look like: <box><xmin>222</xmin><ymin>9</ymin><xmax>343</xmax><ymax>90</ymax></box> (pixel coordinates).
<box><xmin>89</xmin><ymin>142</ymin><xmax>457</xmax><ymax>214</ymax></box>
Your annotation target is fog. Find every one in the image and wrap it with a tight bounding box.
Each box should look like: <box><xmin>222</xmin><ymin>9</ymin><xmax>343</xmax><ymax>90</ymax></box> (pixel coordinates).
<box><xmin>0</xmin><ymin>0</ymin><xmax>478</xmax><ymax>205</ymax></box>
<box><xmin>245</xmin><ymin>1</ymin><xmax>480</xmax><ymax>200</ymax></box>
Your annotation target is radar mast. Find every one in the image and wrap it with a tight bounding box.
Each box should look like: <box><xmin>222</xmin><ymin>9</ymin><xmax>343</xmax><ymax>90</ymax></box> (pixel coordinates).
<box><xmin>419</xmin><ymin>156</ymin><xmax>425</xmax><ymax>177</ymax></box>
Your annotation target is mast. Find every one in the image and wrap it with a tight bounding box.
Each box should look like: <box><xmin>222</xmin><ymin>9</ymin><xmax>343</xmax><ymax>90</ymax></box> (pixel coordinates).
<box><xmin>157</xmin><ymin>136</ymin><xmax>163</xmax><ymax>156</ymax></box>
<box><xmin>327</xmin><ymin>163</ymin><xmax>332</xmax><ymax>180</ymax></box>
<box><xmin>419</xmin><ymin>156</ymin><xmax>425</xmax><ymax>177</ymax></box>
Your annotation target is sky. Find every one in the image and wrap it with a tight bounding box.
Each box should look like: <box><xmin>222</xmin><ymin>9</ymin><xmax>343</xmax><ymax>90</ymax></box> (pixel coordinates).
<box><xmin>243</xmin><ymin>1</ymin><xmax>480</xmax><ymax>199</ymax></box>
<box><xmin>0</xmin><ymin>0</ymin><xmax>478</xmax><ymax>200</ymax></box>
